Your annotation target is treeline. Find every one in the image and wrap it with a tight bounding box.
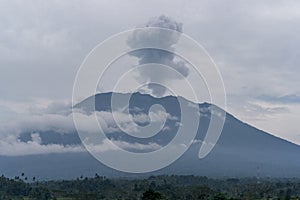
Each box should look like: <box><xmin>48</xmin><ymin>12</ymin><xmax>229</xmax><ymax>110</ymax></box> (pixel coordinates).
<box><xmin>1</xmin><ymin>174</ymin><xmax>300</xmax><ymax>199</ymax></box>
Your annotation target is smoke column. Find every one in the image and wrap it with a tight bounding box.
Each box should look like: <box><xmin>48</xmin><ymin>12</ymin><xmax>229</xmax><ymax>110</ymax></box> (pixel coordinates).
<box><xmin>127</xmin><ymin>15</ymin><xmax>190</xmax><ymax>97</ymax></box>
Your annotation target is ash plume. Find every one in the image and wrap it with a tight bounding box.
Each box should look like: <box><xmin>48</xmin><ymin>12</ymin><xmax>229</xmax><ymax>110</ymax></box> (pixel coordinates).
<box><xmin>127</xmin><ymin>15</ymin><xmax>190</xmax><ymax>97</ymax></box>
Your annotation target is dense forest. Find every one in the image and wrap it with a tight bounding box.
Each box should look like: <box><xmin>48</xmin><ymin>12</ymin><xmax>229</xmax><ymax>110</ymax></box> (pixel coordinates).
<box><xmin>1</xmin><ymin>174</ymin><xmax>300</xmax><ymax>199</ymax></box>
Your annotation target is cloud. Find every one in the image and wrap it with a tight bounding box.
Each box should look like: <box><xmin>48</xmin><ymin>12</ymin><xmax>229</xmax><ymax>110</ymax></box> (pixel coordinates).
<box><xmin>86</xmin><ymin>138</ymin><xmax>161</xmax><ymax>153</ymax></box>
<box><xmin>0</xmin><ymin>99</ymin><xmax>178</xmax><ymax>155</ymax></box>
<box><xmin>73</xmin><ymin>108</ymin><xmax>177</xmax><ymax>134</ymax></box>
<box><xmin>245</xmin><ymin>100</ymin><xmax>289</xmax><ymax>120</ymax></box>
<box><xmin>258</xmin><ymin>94</ymin><xmax>300</xmax><ymax>104</ymax></box>
<box><xmin>127</xmin><ymin>15</ymin><xmax>190</xmax><ymax>96</ymax></box>
<box><xmin>0</xmin><ymin>132</ymin><xmax>162</xmax><ymax>156</ymax></box>
<box><xmin>0</xmin><ymin>133</ymin><xmax>84</xmax><ymax>156</ymax></box>
<box><xmin>0</xmin><ymin>103</ymin><xmax>176</xmax><ymax>138</ymax></box>
<box><xmin>0</xmin><ymin>113</ymin><xmax>76</xmax><ymax>139</ymax></box>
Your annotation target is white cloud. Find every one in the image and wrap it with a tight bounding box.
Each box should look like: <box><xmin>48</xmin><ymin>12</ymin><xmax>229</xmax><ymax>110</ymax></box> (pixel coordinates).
<box><xmin>0</xmin><ymin>104</ymin><xmax>176</xmax><ymax>138</ymax></box>
<box><xmin>0</xmin><ymin>132</ymin><xmax>162</xmax><ymax>156</ymax></box>
<box><xmin>86</xmin><ymin>138</ymin><xmax>161</xmax><ymax>153</ymax></box>
<box><xmin>94</xmin><ymin>109</ymin><xmax>177</xmax><ymax>134</ymax></box>
<box><xmin>0</xmin><ymin>133</ymin><xmax>84</xmax><ymax>156</ymax></box>
<box><xmin>0</xmin><ymin>100</ymin><xmax>176</xmax><ymax>155</ymax></box>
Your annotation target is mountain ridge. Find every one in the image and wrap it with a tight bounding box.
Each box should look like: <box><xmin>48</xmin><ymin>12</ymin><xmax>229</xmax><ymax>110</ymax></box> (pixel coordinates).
<box><xmin>1</xmin><ymin>92</ymin><xmax>300</xmax><ymax>180</ymax></box>
<box><xmin>76</xmin><ymin>92</ymin><xmax>299</xmax><ymax>148</ymax></box>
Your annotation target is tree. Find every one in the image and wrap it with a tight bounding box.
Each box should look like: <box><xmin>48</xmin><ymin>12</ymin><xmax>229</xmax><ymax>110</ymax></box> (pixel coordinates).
<box><xmin>142</xmin><ymin>189</ymin><xmax>163</xmax><ymax>200</ymax></box>
<box><xmin>214</xmin><ymin>192</ymin><xmax>227</xmax><ymax>200</ymax></box>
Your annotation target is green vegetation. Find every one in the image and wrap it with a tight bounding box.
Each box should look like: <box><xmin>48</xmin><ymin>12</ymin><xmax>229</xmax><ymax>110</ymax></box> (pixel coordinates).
<box><xmin>1</xmin><ymin>174</ymin><xmax>300</xmax><ymax>199</ymax></box>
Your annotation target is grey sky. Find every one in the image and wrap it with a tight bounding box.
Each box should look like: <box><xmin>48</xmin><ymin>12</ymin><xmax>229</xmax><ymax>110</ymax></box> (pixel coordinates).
<box><xmin>0</xmin><ymin>0</ymin><xmax>300</xmax><ymax>144</ymax></box>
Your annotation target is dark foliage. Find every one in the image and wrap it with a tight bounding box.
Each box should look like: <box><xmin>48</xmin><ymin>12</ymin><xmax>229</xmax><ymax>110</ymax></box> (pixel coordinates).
<box><xmin>1</xmin><ymin>174</ymin><xmax>300</xmax><ymax>199</ymax></box>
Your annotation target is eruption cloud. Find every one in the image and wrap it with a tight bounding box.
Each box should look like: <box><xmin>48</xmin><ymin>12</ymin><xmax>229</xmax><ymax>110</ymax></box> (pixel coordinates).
<box><xmin>127</xmin><ymin>15</ymin><xmax>190</xmax><ymax>96</ymax></box>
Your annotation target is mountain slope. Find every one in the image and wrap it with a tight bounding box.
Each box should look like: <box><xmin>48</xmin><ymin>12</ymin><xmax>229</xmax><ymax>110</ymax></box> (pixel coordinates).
<box><xmin>1</xmin><ymin>92</ymin><xmax>300</xmax><ymax>180</ymax></box>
